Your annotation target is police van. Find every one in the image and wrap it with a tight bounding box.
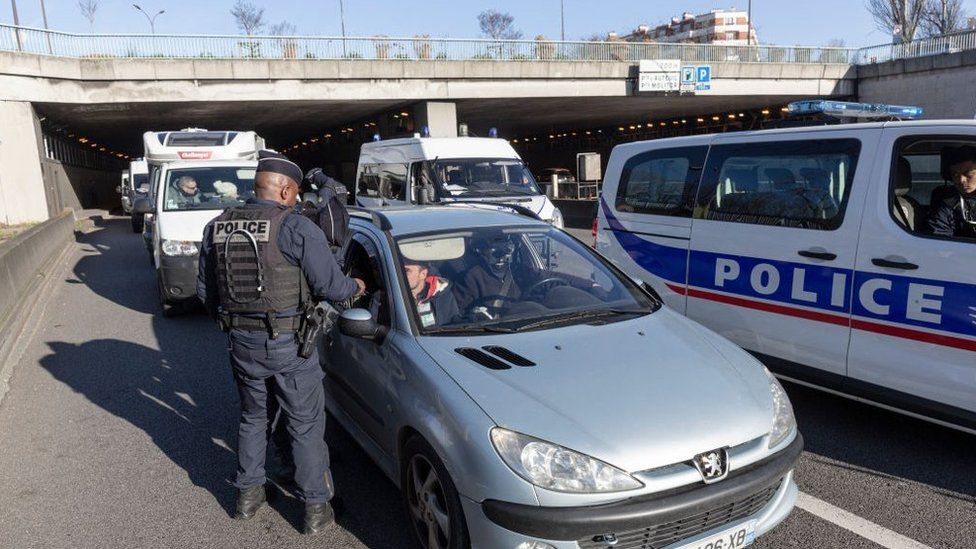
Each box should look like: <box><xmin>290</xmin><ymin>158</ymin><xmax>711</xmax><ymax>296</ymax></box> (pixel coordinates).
<box><xmin>134</xmin><ymin>129</ymin><xmax>263</xmax><ymax>315</ymax></box>
<box><xmin>596</xmin><ymin>101</ymin><xmax>976</xmax><ymax>433</ymax></box>
<box><xmin>355</xmin><ymin>135</ymin><xmax>564</xmax><ymax>227</ymax></box>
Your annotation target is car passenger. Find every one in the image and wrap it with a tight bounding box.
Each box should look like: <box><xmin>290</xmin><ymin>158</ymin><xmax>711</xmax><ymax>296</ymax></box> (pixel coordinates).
<box><xmin>403</xmin><ymin>260</ymin><xmax>460</xmax><ymax>327</ymax></box>
<box><xmin>928</xmin><ymin>145</ymin><xmax>976</xmax><ymax>239</ymax></box>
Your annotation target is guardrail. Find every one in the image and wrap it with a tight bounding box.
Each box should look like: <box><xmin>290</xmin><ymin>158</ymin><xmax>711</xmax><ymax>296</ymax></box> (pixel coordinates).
<box><xmin>2</xmin><ymin>24</ymin><xmax>974</xmax><ymax>65</ymax></box>
<box><xmin>853</xmin><ymin>29</ymin><xmax>976</xmax><ymax>64</ymax></box>
<box><xmin>0</xmin><ymin>24</ymin><xmax>854</xmax><ymax>64</ymax></box>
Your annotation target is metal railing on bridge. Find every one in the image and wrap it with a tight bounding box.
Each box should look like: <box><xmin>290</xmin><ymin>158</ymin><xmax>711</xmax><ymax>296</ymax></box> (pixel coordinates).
<box><xmin>0</xmin><ymin>24</ymin><xmax>855</xmax><ymax>64</ymax></box>
<box><xmin>1</xmin><ymin>24</ymin><xmax>974</xmax><ymax>66</ymax></box>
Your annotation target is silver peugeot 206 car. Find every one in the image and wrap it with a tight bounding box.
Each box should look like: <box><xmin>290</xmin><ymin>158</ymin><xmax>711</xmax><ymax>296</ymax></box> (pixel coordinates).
<box><xmin>322</xmin><ymin>205</ymin><xmax>802</xmax><ymax>549</ymax></box>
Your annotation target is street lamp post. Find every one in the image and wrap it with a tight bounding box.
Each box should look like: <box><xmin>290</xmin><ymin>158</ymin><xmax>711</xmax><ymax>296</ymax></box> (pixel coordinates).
<box><xmin>39</xmin><ymin>0</ymin><xmax>52</xmax><ymax>53</ymax></box>
<box><xmin>338</xmin><ymin>0</ymin><xmax>347</xmax><ymax>56</ymax></box>
<box><xmin>132</xmin><ymin>4</ymin><xmax>165</xmax><ymax>35</ymax></box>
<box><xmin>747</xmin><ymin>0</ymin><xmax>753</xmax><ymax>46</ymax></box>
<box><xmin>9</xmin><ymin>0</ymin><xmax>22</xmax><ymax>50</ymax></box>
<box><xmin>560</xmin><ymin>0</ymin><xmax>565</xmax><ymax>41</ymax></box>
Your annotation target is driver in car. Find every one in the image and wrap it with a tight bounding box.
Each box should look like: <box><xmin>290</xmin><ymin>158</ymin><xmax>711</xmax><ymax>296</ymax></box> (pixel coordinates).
<box><xmin>456</xmin><ymin>234</ymin><xmax>603</xmax><ymax>320</ymax></box>
<box><xmin>403</xmin><ymin>260</ymin><xmax>460</xmax><ymax>327</ymax></box>
<box><xmin>173</xmin><ymin>175</ymin><xmax>201</xmax><ymax>205</ymax></box>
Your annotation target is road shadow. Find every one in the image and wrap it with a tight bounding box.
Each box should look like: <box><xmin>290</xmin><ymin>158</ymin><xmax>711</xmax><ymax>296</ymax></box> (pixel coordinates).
<box><xmin>783</xmin><ymin>381</ymin><xmax>976</xmax><ymax>502</ymax></box>
<box><xmin>55</xmin><ymin>210</ymin><xmax>421</xmax><ymax>544</ymax></box>
<box><xmin>38</xmin><ymin>338</ymin><xmax>240</xmax><ymax>516</ymax></box>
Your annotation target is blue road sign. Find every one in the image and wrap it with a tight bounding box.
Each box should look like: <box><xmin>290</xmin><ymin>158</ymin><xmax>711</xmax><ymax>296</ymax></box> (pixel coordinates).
<box><xmin>681</xmin><ymin>67</ymin><xmax>696</xmax><ymax>83</ymax></box>
<box><xmin>697</xmin><ymin>66</ymin><xmax>711</xmax><ymax>83</ymax></box>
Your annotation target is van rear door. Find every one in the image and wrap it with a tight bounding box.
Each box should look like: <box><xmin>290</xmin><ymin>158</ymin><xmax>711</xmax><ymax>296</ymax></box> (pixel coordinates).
<box><xmin>848</xmin><ymin>126</ymin><xmax>976</xmax><ymax>420</ymax></box>
<box><xmin>596</xmin><ymin>144</ymin><xmax>708</xmax><ymax>312</ymax></box>
<box><xmin>685</xmin><ymin>129</ymin><xmax>878</xmax><ymax>378</ymax></box>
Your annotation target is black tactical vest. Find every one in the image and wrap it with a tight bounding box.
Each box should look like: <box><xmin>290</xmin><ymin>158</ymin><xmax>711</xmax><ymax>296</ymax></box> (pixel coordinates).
<box><xmin>211</xmin><ymin>204</ymin><xmax>309</xmax><ymax>316</ymax></box>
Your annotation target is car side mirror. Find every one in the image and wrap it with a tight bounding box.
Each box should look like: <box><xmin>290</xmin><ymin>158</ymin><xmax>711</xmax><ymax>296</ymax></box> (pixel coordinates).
<box><xmin>133</xmin><ymin>197</ymin><xmax>154</xmax><ymax>214</ymax></box>
<box><xmin>338</xmin><ymin>308</ymin><xmax>388</xmax><ymax>343</ymax></box>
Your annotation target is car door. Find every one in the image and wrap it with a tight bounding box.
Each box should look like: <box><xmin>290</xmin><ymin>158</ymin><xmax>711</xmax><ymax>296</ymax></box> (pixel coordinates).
<box><xmin>324</xmin><ymin>229</ymin><xmax>400</xmax><ymax>457</ymax></box>
<box><xmin>686</xmin><ymin>129</ymin><xmax>878</xmax><ymax>379</ymax></box>
<box><xmin>596</xmin><ymin>144</ymin><xmax>709</xmax><ymax>312</ymax></box>
<box><xmin>848</xmin><ymin>127</ymin><xmax>976</xmax><ymax>418</ymax></box>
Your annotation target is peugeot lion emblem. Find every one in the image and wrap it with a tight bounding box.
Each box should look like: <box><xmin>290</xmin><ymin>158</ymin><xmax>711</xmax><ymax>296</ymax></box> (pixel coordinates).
<box><xmin>693</xmin><ymin>448</ymin><xmax>729</xmax><ymax>484</ymax></box>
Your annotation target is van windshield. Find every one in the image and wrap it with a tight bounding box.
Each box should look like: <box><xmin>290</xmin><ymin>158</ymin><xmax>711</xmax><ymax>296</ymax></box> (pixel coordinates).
<box><xmin>162</xmin><ymin>166</ymin><xmax>256</xmax><ymax>211</ymax></box>
<box><xmin>427</xmin><ymin>158</ymin><xmax>541</xmax><ymax>198</ymax></box>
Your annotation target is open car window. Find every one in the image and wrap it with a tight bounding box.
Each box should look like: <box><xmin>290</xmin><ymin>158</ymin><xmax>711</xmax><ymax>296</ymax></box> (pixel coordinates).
<box><xmin>395</xmin><ymin>225</ymin><xmax>656</xmax><ymax>335</ymax></box>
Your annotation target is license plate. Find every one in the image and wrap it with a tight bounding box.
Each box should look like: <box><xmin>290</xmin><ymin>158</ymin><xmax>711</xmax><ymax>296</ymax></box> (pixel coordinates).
<box><xmin>670</xmin><ymin>520</ymin><xmax>756</xmax><ymax>549</ymax></box>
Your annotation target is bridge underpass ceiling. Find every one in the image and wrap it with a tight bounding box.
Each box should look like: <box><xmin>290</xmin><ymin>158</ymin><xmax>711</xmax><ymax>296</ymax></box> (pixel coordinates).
<box><xmin>35</xmin><ymin>93</ymin><xmax>819</xmax><ymax>155</ymax></box>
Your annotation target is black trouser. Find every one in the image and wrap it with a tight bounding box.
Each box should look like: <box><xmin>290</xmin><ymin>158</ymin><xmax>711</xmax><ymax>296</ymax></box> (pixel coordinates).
<box><xmin>229</xmin><ymin>329</ymin><xmax>333</xmax><ymax>504</ymax></box>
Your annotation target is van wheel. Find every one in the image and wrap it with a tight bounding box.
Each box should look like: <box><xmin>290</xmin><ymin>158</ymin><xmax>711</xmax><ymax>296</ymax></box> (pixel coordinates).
<box><xmin>157</xmin><ymin>274</ymin><xmax>181</xmax><ymax>317</ymax></box>
<box><xmin>401</xmin><ymin>436</ymin><xmax>469</xmax><ymax>549</ymax></box>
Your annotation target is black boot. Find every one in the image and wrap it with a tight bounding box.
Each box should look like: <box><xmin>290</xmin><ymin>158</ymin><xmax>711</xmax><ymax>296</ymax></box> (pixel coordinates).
<box><xmin>234</xmin><ymin>484</ymin><xmax>267</xmax><ymax>520</ymax></box>
<box><xmin>303</xmin><ymin>502</ymin><xmax>335</xmax><ymax>535</ymax></box>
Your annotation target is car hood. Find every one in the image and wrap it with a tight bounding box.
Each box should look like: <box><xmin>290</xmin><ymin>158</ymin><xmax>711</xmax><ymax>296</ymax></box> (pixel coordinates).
<box><xmin>416</xmin><ymin>308</ymin><xmax>774</xmax><ymax>473</ymax></box>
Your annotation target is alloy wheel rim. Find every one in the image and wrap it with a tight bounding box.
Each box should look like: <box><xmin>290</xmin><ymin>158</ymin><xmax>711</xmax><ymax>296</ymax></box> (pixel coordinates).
<box><xmin>407</xmin><ymin>454</ymin><xmax>451</xmax><ymax>549</ymax></box>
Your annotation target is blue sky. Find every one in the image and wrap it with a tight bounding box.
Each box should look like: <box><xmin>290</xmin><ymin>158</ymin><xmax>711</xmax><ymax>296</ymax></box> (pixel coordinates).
<box><xmin>2</xmin><ymin>0</ymin><xmax>975</xmax><ymax>47</ymax></box>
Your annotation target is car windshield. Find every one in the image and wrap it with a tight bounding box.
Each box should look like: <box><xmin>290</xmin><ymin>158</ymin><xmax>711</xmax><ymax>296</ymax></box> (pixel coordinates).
<box><xmin>395</xmin><ymin>225</ymin><xmax>657</xmax><ymax>335</ymax></box>
<box><xmin>428</xmin><ymin>158</ymin><xmax>541</xmax><ymax>198</ymax></box>
<box><xmin>162</xmin><ymin>166</ymin><xmax>256</xmax><ymax>211</ymax></box>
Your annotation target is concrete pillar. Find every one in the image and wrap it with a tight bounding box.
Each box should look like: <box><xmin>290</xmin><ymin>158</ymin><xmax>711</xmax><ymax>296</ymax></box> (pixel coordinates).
<box><xmin>0</xmin><ymin>101</ymin><xmax>48</xmax><ymax>224</ymax></box>
<box><xmin>414</xmin><ymin>101</ymin><xmax>458</xmax><ymax>138</ymax></box>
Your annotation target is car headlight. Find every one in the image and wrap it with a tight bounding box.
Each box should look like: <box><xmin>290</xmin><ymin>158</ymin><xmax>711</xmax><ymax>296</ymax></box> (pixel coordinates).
<box><xmin>161</xmin><ymin>239</ymin><xmax>199</xmax><ymax>257</ymax></box>
<box><xmin>550</xmin><ymin>207</ymin><xmax>564</xmax><ymax>229</ymax></box>
<box><xmin>766</xmin><ymin>369</ymin><xmax>796</xmax><ymax>448</ymax></box>
<box><xmin>490</xmin><ymin>428</ymin><xmax>643</xmax><ymax>493</ymax></box>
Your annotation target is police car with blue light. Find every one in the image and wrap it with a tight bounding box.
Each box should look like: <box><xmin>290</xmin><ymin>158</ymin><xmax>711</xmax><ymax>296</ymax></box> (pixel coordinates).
<box><xmin>322</xmin><ymin>203</ymin><xmax>802</xmax><ymax>549</ymax></box>
<box><xmin>597</xmin><ymin>100</ymin><xmax>976</xmax><ymax>434</ymax></box>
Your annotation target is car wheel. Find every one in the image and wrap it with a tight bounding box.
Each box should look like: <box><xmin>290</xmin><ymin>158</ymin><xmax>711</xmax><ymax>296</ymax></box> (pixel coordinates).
<box><xmin>401</xmin><ymin>436</ymin><xmax>469</xmax><ymax>549</ymax></box>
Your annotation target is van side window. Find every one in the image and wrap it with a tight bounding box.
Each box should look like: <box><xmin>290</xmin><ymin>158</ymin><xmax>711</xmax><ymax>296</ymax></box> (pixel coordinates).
<box><xmin>696</xmin><ymin>139</ymin><xmax>860</xmax><ymax>230</ymax></box>
<box><xmin>614</xmin><ymin>146</ymin><xmax>707</xmax><ymax>217</ymax></box>
<box><xmin>358</xmin><ymin>164</ymin><xmax>381</xmax><ymax>198</ymax></box>
<box><xmin>378</xmin><ymin>163</ymin><xmax>408</xmax><ymax>201</ymax></box>
<box><xmin>891</xmin><ymin>136</ymin><xmax>976</xmax><ymax>241</ymax></box>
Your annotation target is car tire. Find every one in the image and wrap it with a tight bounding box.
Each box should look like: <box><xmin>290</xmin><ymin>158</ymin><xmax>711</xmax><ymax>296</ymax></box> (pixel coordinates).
<box><xmin>401</xmin><ymin>436</ymin><xmax>470</xmax><ymax>549</ymax></box>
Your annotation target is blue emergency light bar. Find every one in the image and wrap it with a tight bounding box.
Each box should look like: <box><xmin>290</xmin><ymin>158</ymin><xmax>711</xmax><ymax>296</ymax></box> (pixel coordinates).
<box><xmin>788</xmin><ymin>100</ymin><xmax>923</xmax><ymax>120</ymax></box>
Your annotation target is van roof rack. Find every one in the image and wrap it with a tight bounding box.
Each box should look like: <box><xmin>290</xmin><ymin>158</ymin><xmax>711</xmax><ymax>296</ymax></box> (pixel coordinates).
<box><xmin>442</xmin><ymin>200</ymin><xmax>543</xmax><ymax>221</ymax></box>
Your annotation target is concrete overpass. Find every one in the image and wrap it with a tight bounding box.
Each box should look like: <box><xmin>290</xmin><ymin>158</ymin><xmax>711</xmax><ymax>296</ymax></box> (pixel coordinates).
<box><xmin>3</xmin><ymin>25</ymin><xmax>975</xmax><ymax>224</ymax></box>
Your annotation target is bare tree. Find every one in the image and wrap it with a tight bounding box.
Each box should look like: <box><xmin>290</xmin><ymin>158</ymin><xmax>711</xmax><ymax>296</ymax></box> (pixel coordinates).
<box><xmin>78</xmin><ymin>0</ymin><xmax>99</xmax><ymax>33</ymax></box>
<box><xmin>865</xmin><ymin>0</ymin><xmax>926</xmax><ymax>42</ymax></box>
<box><xmin>825</xmin><ymin>38</ymin><xmax>847</xmax><ymax>47</ymax></box>
<box><xmin>478</xmin><ymin>10</ymin><xmax>522</xmax><ymax>40</ymax></box>
<box><xmin>231</xmin><ymin>0</ymin><xmax>266</xmax><ymax>36</ymax></box>
<box><xmin>921</xmin><ymin>0</ymin><xmax>966</xmax><ymax>36</ymax></box>
<box><xmin>269</xmin><ymin>21</ymin><xmax>297</xmax><ymax>36</ymax></box>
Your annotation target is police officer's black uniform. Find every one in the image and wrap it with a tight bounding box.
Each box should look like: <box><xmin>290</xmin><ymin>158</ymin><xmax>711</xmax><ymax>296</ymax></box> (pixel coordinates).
<box><xmin>929</xmin><ymin>192</ymin><xmax>976</xmax><ymax>239</ymax></box>
<box><xmin>197</xmin><ymin>152</ymin><xmax>359</xmax><ymax>534</ymax></box>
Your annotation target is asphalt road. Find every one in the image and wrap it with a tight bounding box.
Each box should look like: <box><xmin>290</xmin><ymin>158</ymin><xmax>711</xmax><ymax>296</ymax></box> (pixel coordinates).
<box><xmin>0</xmin><ymin>216</ymin><xmax>972</xmax><ymax>549</ymax></box>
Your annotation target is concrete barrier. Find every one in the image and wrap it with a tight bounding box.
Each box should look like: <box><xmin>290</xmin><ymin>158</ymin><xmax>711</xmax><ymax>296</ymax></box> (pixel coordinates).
<box><xmin>0</xmin><ymin>209</ymin><xmax>75</xmax><ymax>403</ymax></box>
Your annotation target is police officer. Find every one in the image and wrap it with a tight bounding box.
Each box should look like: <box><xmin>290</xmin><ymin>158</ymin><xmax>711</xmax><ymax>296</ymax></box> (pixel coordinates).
<box><xmin>929</xmin><ymin>145</ymin><xmax>976</xmax><ymax>239</ymax></box>
<box><xmin>197</xmin><ymin>150</ymin><xmax>365</xmax><ymax>534</ymax></box>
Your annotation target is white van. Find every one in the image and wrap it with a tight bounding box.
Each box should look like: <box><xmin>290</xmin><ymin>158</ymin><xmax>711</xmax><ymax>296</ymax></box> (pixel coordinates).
<box><xmin>597</xmin><ymin>110</ymin><xmax>976</xmax><ymax>433</ymax></box>
<box><xmin>135</xmin><ymin>129</ymin><xmax>263</xmax><ymax>315</ymax></box>
<box><xmin>355</xmin><ymin>136</ymin><xmax>563</xmax><ymax>227</ymax></box>
<box><xmin>125</xmin><ymin>159</ymin><xmax>150</xmax><ymax>232</ymax></box>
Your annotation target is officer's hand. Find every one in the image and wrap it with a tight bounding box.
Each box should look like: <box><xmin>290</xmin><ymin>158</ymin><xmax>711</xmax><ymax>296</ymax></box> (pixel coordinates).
<box><xmin>354</xmin><ymin>278</ymin><xmax>367</xmax><ymax>297</ymax></box>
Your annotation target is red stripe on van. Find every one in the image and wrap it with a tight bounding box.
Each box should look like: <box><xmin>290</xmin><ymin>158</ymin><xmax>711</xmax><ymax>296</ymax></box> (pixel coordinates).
<box><xmin>851</xmin><ymin>319</ymin><xmax>976</xmax><ymax>353</ymax></box>
<box><xmin>677</xmin><ymin>284</ymin><xmax>976</xmax><ymax>353</ymax></box>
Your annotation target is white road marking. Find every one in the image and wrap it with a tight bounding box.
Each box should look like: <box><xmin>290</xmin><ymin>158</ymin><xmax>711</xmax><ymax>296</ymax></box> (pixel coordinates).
<box><xmin>796</xmin><ymin>491</ymin><xmax>932</xmax><ymax>549</ymax></box>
